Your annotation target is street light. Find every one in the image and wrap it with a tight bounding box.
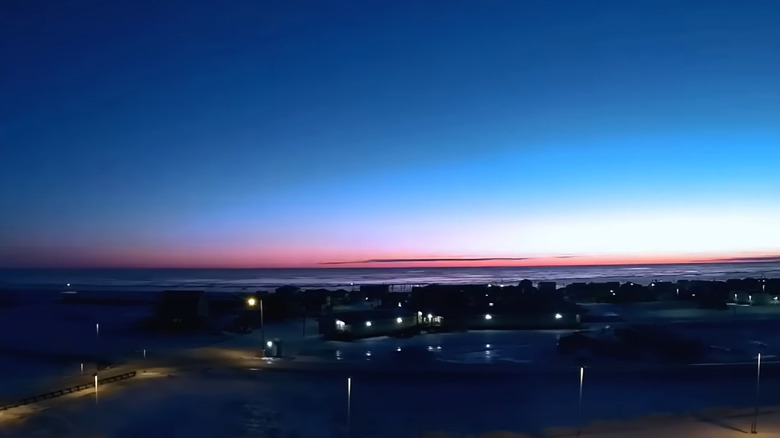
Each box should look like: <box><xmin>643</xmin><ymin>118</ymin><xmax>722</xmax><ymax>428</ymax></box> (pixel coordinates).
<box><xmin>751</xmin><ymin>353</ymin><xmax>761</xmax><ymax>433</ymax></box>
<box><xmin>751</xmin><ymin>353</ymin><xmax>774</xmax><ymax>433</ymax></box>
<box><xmin>347</xmin><ymin>377</ymin><xmax>352</xmax><ymax>438</ymax></box>
<box><xmin>245</xmin><ymin>296</ymin><xmax>265</xmax><ymax>354</ymax></box>
<box><xmin>577</xmin><ymin>366</ymin><xmax>585</xmax><ymax>437</ymax></box>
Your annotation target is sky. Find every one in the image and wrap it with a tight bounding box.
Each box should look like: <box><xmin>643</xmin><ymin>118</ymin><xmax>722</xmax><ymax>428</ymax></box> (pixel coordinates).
<box><xmin>1</xmin><ymin>0</ymin><xmax>779</xmax><ymax>269</ymax></box>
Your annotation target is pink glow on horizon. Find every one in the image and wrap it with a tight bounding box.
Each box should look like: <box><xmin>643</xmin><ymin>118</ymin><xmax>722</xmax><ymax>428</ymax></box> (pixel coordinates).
<box><xmin>3</xmin><ymin>245</ymin><xmax>778</xmax><ymax>269</ymax></box>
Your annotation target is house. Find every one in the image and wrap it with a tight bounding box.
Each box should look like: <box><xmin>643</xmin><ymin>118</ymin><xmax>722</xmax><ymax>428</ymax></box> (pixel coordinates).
<box><xmin>319</xmin><ymin>308</ymin><xmax>418</xmax><ymax>339</ymax></box>
<box><xmin>732</xmin><ymin>291</ymin><xmax>774</xmax><ymax>306</ymax></box>
<box><xmin>155</xmin><ymin>290</ymin><xmax>209</xmax><ymax>329</ymax></box>
<box><xmin>462</xmin><ymin>309</ymin><xmax>580</xmax><ymax>330</ymax></box>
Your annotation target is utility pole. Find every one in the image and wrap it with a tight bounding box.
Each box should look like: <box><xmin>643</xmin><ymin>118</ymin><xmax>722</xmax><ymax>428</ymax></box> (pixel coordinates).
<box><xmin>752</xmin><ymin>353</ymin><xmax>762</xmax><ymax>434</ymax></box>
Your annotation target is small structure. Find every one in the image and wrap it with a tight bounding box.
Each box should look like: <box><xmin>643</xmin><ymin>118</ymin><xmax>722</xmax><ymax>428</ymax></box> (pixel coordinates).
<box><xmin>265</xmin><ymin>339</ymin><xmax>283</xmax><ymax>357</ymax></box>
<box><xmin>319</xmin><ymin>309</ymin><xmax>417</xmax><ymax>339</ymax></box>
<box><xmin>733</xmin><ymin>291</ymin><xmax>773</xmax><ymax>306</ymax></box>
<box><xmin>155</xmin><ymin>290</ymin><xmax>209</xmax><ymax>329</ymax></box>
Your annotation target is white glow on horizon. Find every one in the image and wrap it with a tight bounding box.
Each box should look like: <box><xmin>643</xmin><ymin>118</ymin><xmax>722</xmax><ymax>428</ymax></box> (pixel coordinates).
<box><xmin>481</xmin><ymin>207</ymin><xmax>780</xmax><ymax>257</ymax></box>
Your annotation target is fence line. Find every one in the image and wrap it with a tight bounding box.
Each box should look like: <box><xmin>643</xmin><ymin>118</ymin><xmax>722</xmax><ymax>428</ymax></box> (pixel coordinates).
<box><xmin>0</xmin><ymin>371</ymin><xmax>137</xmax><ymax>411</ymax></box>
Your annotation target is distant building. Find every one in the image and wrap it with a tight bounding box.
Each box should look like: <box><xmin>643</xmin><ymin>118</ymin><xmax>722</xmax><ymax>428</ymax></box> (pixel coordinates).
<box><xmin>155</xmin><ymin>290</ymin><xmax>209</xmax><ymax>329</ymax></box>
<box><xmin>733</xmin><ymin>291</ymin><xmax>774</xmax><ymax>306</ymax></box>
<box><xmin>318</xmin><ymin>308</ymin><xmax>418</xmax><ymax>339</ymax></box>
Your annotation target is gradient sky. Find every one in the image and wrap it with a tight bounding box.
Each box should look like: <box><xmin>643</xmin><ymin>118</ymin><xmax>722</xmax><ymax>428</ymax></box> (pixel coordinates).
<box><xmin>1</xmin><ymin>0</ymin><xmax>779</xmax><ymax>268</ymax></box>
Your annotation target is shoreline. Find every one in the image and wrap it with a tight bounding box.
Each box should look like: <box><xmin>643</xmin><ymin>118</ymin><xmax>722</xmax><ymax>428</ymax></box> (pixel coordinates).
<box><xmin>1</xmin><ymin>261</ymin><xmax>779</xmax><ymax>293</ymax></box>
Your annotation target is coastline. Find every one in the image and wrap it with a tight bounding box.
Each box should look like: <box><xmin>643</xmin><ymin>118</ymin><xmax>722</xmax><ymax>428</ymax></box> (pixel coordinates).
<box><xmin>2</xmin><ymin>261</ymin><xmax>779</xmax><ymax>292</ymax></box>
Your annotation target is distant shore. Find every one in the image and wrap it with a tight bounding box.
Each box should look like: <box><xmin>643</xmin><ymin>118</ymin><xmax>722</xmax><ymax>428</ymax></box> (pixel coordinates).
<box><xmin>2</xmin><ymin>261</ymin><xmax>779</xmax><ymax>293</ymax></box>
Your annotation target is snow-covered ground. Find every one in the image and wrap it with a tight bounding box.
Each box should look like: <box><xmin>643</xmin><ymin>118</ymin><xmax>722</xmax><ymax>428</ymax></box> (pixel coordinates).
<box><xmin>7</xmin><ymin>297</ymin><xmax>780</xmax><ymax>436</ymax></box>
<box><xmin>3</xmin><ymin>362</ymin><xmax>780</xmax><ymax>437</ymax></box>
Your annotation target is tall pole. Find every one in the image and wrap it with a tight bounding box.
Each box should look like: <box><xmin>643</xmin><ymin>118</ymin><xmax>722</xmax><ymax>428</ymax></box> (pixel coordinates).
<box><xmin>94</xmin><ymin>374</ymin><xmax>99</xmax><ymax>405</ymax></box>
<box><xmin>577</xmin><ymin>366</ymin><xmax>584</xmax><ymax>437</ymax></box>
<box><xmin>347</xmin><ymin>377</ymin><xmax>352</xmax><ymax>438</ymax></box>
<box><xmin>752</xmin><ymin>353</ymin><xmax>761</xmax><ymax>434</ymax></box>
<box><xmin>260</xmin><ymin>298</ymin><xmax>265</xmax><ymax>352</ymax></box>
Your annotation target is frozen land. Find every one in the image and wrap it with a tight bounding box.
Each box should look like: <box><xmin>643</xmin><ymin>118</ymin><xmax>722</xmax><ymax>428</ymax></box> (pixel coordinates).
<box><xmin>4</xmin><ymin>273</ymin><xmax>780</xmax><ymax>436</ymax></box>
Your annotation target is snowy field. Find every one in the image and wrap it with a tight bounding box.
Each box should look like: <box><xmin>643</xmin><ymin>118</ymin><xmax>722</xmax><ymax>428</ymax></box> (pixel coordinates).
<box><xmin>7</xmin><ymin>296</ymin><xmax>780</xmax><ymax>436</ymax></box>
<box><xmin>0</xmin><ymin>295</ymin><xmax>235</xmax><ymax>401</ymax></box>
<box><xmin>3</xmin><ymin>363</ymin><xmax>780</xmax><ymax>437</ymax></box>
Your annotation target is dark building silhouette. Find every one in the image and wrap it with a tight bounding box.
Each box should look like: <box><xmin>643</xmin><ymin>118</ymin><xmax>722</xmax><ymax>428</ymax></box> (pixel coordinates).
<box><xmin>155</xmin><ymin>290</ymin><xmax>209</xmax><ymax>329</ymax></box>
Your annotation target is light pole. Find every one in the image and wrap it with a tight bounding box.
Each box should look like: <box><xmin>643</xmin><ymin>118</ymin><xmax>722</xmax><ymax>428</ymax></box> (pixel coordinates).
<box><xmin>246</xmin><ymin>296</ymin><xmax>265</xmax><ymax>353</ymax></box>
<box><xmin>752</xmin><ymin>353</ymin><xmax>762</xmax><ymax>434</ymax></box>
<box><xmin>260</xmin><ymin>298</ymin><xmax>265</xmax><ymax>349</ymax></box>
<box><xmin>577</xmin><ymin>366</ymin><xmax>584</xmax><ymax>437</ymax></box>
<box><xmin>347</xmin><ymin>376</ymin><xmax>352</xmax><ymax>438</ymax></box>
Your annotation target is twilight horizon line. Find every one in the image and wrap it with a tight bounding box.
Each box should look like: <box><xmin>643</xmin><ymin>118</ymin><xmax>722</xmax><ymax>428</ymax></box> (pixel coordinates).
<box><xmin>2</xmin><ymin>252</ymin><xmax>780</xmax><ymax>270</ymax></box>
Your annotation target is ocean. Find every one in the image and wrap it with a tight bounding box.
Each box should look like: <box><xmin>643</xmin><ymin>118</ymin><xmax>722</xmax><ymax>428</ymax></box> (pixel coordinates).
<box><xmin>1</xmin><ymin>262</ymin><xmax>779</xmax><ymax>292</ymax></box>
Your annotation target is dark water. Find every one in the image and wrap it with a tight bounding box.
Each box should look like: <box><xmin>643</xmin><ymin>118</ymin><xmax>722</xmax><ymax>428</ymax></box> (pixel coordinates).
<box><xmin>0</xmin><ymin>262</ymin><xmax>778</xmax><ymax>292</ymax></box>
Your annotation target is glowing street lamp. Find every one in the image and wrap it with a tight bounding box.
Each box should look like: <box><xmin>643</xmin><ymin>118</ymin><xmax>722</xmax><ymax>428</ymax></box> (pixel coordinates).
<box><xmin>484</xmin><ymin>314</ymin><xmax>493</xmax><ymax>320</ymax></box>
<box><xmin>245</xmin><ymin>296</ymin><xmax>265</xmax><ymax>353</ymax></box>
<box><xmin>555</xmin><ymin>313</ymin><xmax>563</xmax><ymax>320</ymax></box>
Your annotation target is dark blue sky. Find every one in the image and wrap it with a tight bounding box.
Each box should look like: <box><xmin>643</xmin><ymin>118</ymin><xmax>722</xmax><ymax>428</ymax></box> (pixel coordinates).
<box><xmin>1</xmin><ymin>0</ymin><xmax>779</xmax><ymax>268</ymax></box>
